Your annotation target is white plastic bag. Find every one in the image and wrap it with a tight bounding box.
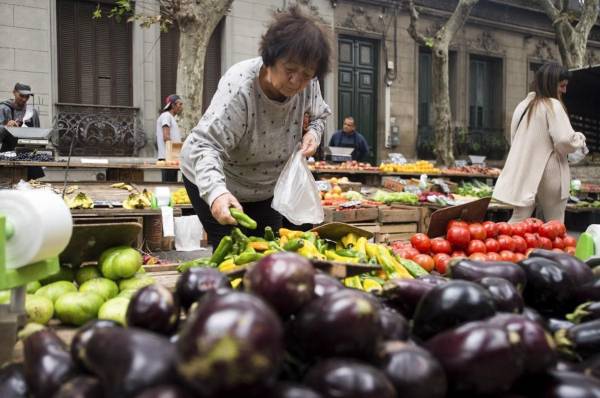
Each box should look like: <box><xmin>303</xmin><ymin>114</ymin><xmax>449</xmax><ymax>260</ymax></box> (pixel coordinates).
<box><xmin>568</xmin><ymin>145</ymin><xmax>588</xmax><ymax>164</ymax></box>
<box><xmin>272</xmin><ymin>149</ymin><xmax>324</xmax><ymax>225</ymax></box>
<box><xmin>174</xmin><ymin>215</ymin><xmax>207</xmax><ymax>251</ymax></box>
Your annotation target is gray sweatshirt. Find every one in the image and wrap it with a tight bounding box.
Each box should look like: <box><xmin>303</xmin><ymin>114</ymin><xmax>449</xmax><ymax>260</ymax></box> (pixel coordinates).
<box><xmin>180</xmin><ymin>57</ymin><xmax>331</xmax><ymax>206</ymax></box>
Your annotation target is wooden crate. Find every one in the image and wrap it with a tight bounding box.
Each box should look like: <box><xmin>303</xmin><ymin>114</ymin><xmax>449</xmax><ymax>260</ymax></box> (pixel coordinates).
<box><xmin>378</xmin><ymin>205</ymin><xmax>421</xmax><ymax>223</ymax></box>
<box><xmin>419</xmin><ymin>206</ymin><xmax>433</xmax><ymax>233</ymax></box>
<box><xmin>375</xmin><ymin>222</ymin><xmax>418</xmax><ymax>243</ymax></box>
<box><xmin>349</xmin><ymin>222</ymin><xmax>380</xmax><ymax>235</ymax></box>
<box><xmin>381</xmin><ymin>176</ymin><xmax>405</xmax><ymax>192</ymax></box>
<box><xmin>323</xmin><ymin>206</ymin><xmax>379</xmax><ymax>223</ymax></box>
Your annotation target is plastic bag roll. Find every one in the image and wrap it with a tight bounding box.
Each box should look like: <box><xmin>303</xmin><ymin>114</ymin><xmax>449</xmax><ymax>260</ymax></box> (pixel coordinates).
<box><xmin>0</xmin><ymin>190</ymin><xmax>73</xmax><ymax>269</ymax></box>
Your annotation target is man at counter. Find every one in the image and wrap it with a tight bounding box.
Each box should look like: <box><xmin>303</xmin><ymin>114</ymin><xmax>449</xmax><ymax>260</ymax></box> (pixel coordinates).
<box><xmin>0</xmin><ymin>83</ymin><xmax>44</xmax><ymax>179</ymax></box>
<box><xmin>329</xmin><ymin>116</ymin><xmax>369</xmax><ymax>161</ymax></box>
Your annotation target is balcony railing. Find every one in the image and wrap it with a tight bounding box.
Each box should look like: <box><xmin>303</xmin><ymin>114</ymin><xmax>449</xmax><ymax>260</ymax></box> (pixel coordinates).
<box><xmin>53</xmin><ymin>103</ymin><xmax>147</xmax><ymax>156</ymax></box>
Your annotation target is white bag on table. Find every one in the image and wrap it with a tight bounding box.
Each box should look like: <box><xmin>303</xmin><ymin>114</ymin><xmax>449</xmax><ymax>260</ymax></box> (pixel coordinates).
<box><xmin>174</xmin><ymin>215</ymin><xmax>206</xmax><ymax>251</ymax></box>
<box><xmin>272</xmin><ymin>149</ymin><xmax>324</xmax><ymax>225</ymax></box>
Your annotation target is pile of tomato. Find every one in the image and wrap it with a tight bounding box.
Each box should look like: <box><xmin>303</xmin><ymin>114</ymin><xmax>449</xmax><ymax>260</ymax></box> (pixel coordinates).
<box><xmin>391</xmin><ymin>218</ymin><xmax>577</xmax><ymax>275</ymax></box>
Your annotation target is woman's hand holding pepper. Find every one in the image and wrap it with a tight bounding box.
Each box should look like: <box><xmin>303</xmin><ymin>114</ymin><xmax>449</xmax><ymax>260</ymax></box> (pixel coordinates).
<box><xmin>211</xmin><ymin>193</ymin><xmax>242</xmax><ymax>225</ymax></box>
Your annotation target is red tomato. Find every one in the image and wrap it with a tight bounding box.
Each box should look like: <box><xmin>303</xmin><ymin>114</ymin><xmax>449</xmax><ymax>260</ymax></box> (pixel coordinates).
<box><xmin>447</xmin><ymin>220</ymin><xmax>469</xmax><ymax>231</ymax></box>
<box><xmin>552</xmin><ymin>237</ymin><xmax>565</xmax><ymax>250</ymax></box>
<box><xmin>410</xmin><ymin>233</ymin><xmax>431</xmax><ymax>253</ymax></box>
<box><xmin>500</xmin><ymin>250</ymin><xmax>516</xmax><ymax>262</ymax></box>
<box><xmin>485</xmin><ymin>238</ymin><xmax>500</xmax><ymax>253</ymax></box>
<box><xmin>525</xmin><ymin>217</ymin><xmax>543</xmax><ymax>230</ymax></box>
<box><xmin>497</xmin><ymin>222</ymin><xmax>512</xmax><ymax>236</ymax></box>
<box><xmin>404</xmin><ymin>247</ymin><xmax>420</xmax><ymax>259</ymax></box>
<box><xmin>538</xmin><ymin>236</ymin><xmax>553</xmax><ymax>250</ymax></box>
<box><xmin>512</xmin><ymin>235</ymin><xmax>527</xmax><ymax>254</ymax></box>
<box><xmin>514</xmin><ymin>253</ymin><xmax>526</xmax><ymax>262</ymax></box>
<box><xmin>563</xmin><ymin>235</ymin><xmax>577</xmax><ymax>247</ymax></box>
<box><xmin>521</xmin><ymin>222</ymin><xmax>533</xmax><ymax>234</ymax></box>
<box><xmin>511</xmin><ymin>223</ymin><xmax>525</xmax><ymax>237</ymax></box>
<box><xmin>548</xmin><ymin>220</ymin><xmax>567</xmax><ymax>236</ymax></box>
<box><xmin>391</xmin><ymin>240</ymin><xmax>412</xmax><ymax>250</ymax></box>
<box><xmin>430</xmin><ymin>238</ymin><xmax>452</xmax><ymax>255</ymax></box>
<box><xmin>468</xmin><ymin>223</ymin><xmax>487</xmax><ymax>240</ymax></box>
<box><xmin>413</xmin><ymin>254</ymin><xmax>435</xmax><ymax>272</ymax></box>
<box><xmin>565</xmin><ymin>246</ymin><xmax>576</xmax><ymax>255</ymax></box>
<box><xmin>483</xmin><ymin>221</ymin><xmax>499</xmax><ymax>238</ymax></box>
<box><xmin>433</xmin><ymin>253</ymin><xmax>451</xmax><ymax>274</ymax></box>
<box><xmin>446</xmin><ymin>226</ymin><xmax>471</xmax><ymax>249</ymax></box>
<box><xmin>467</xmin><ymin>240</ymin><xmax>487</xmax><ymax>255</ymax></box>
<box><xmin>469</xmin><ymin>252</ymin><xmax>488</xmax><ymax>261</ymax></box>
<box><xmin>523</xmin><ymin>233</ymin><xmax>539</xmax><ymax>249</ymax></box>
<box><xmin>393</xmin><ymin>248</ymin><xmax>410</xmax><ymax>258</ymax></box>
<box><xmin>452</xmin><ymin>250</ymin><xmax>466</xmax><ymax>258</ymax></box>
<box><xmin>539</xmin><ymin>223</ymin><xmax>558</xmax><ymax>240</ymax></box>
<box><xmin>498</xmin><ymin>235</ymin><xmax>516</xmax><ymax>252</ymax></box>
<box><xmin>486</xmin><ymin>252</ymin><xmax>501</xmax><ymax>261</ymax></box>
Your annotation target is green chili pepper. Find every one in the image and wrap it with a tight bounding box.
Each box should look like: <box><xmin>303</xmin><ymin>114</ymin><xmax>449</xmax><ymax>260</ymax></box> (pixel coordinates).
<box><xmin>248</xmin><ymin>236</ymin><xmax>267</xmax><ymax>243</ymax></box>
<box><xmin>230</xmin><ymin>208</ymin><xmax>257</xmax><ymax>230</ymax></box>
<box><xmin>176</xmin><ymin>258</ymin><xmax>216</xmax><ymax>273</ymax></box>
<box><xmin>231</xmin><ymin>227</ymin><xmax>249</xmax><ymax>243</ymax></box>
<box><xmin>268</xmin><ymin>241</ymin><xmax>284</xmax><ymax>252</ymax></box>
<box><xmin>283</xmin><ymin>238</ymin><xmax>305</xmax><ymax>252</ymax></box>
<box><xmin>264</xmin><ymin>226</ymin><xmax>276</xmax><ymax>241</ymax></box>
<box><xmin>234</xmin><ymin>252</ymin><xmax>264</xmax><ymax>265</ymax></box>
<box><xmin>302</xmin><ymin>231</ymin><xmax>317</xmax><ymax>245</ymax></box>
<box><xmin>209</xmin><ymin>236</ymin><xmax>233</xmax><ymax>265</ymax></box>
<box><xmin>335</xmin><ymin>248</ymin><xmax>360</xmax><ymax>258</ymax></box>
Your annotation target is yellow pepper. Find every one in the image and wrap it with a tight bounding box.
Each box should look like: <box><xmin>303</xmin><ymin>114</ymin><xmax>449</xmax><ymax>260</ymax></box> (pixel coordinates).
<box><xmin>376</xmin><ymin>245</ymin><xmax>413</xmax><ymax>279</ymax></box>
<box><xmin>343</xmin><ymin>276</ymin><xmax>363</xmax><ymax>290</ymax></box>
<box><xmin>325</xmin><ymin>250</ymin><xmax>359</xmax><ymax>263</ymax></box>
<box><xmin>341</xmin><ymin>232</ymin><xmax>358</xmax><ymax>248</ymax></box>
<box><xmin>355</xmin><ymin>237</ymin><xmax>367</xmax><ymax>257</ymax></box>
<box><xmin>230</xmin><ymin>278</ymin><xmax>243</xmax><ymax>289</ymax></box>
<box><xmin>298</xmin><ymin>240</ymin><xmax>326</xmax><ymax>260</ymax></box>
<box><xmin>365</xmin><ymin>242</ymin><xmax>379</xmax><ymax>260</ymax></box>
<box><xmin>279</xmin><ymin>235</ymin><xmax>289</xmax><ymax>247</ymax></box>
<box><xmin>218</xmin><ymin>258</ymin><xmax>236</xmax><ymax>272</ymax></box>
<box><xmin>248</xmin><ymin>241</ymin><xmax>269</xmax><ymax>252</ymax></box>
<box><xmin>279</xmin><ymin>228</ymin><xmax>304</xmax><ymax>240</ymax></box>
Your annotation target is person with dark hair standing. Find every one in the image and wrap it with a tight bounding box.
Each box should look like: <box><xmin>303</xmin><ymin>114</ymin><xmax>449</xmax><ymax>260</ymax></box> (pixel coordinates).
<box><xmin>493</xmin><ymin>63</ymin><xmax>588</xmax><ymax>223</ymax></box>
<box><xmin>156</xmin><ymin>94</ymin><xmax>183</xmax><ymax>181</ymax></box>
<box><xmin>180</xmin><ymin>6</ymin><xmax>331</xmax><ymax>247</ymax></box>
<box><xmin>329</xmin><ymin>116</ymin><xmax>369</xmax><ymax>161</ymax></box>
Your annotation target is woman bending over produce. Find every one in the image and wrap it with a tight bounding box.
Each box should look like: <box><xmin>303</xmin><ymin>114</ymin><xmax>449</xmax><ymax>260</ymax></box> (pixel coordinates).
<box><xmin>180</xmin><ymin>6</ymin><xmax>331</xmax><ymax>247</ymax></box>
<box><xmin>493</xmin><ymin>63</ymin><xmax>587</xmax><ymax>223</ymax></box>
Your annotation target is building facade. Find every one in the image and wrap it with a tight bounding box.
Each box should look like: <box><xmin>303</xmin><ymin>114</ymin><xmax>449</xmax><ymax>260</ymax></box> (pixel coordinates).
<box><xmin>0</xmin><ymin>0</ymin><xmax>598</xmax><ymax>164</ymax></box>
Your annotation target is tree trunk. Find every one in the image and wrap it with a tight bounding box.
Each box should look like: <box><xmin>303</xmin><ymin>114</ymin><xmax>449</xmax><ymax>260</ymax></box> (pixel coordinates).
<box><xmin>431</xmin><ymin>45</ymin><xmax>454</xmax><ymax>165</ymax></box>
<box><xmin>175</xmin><ymin>0</ymin><xmax>232</xmax><ymax>134</ymax></box>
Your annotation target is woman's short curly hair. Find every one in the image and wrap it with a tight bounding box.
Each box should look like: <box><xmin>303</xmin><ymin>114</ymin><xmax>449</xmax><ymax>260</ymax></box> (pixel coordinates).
<box><xmin>259</xmin><ymin>5</ymin><xmax>331</xmax><ymax>79</ymax></box>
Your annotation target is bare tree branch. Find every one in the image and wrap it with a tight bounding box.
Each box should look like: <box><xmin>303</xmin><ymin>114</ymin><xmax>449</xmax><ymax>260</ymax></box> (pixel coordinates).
<box><xmin>539</xmin><ymin>0</ymin><xmax>561</xmax><ymax>20</ymax></box>
<box><xmin>405</xmin><ymin>0</ymin><xmax>428</xmax><ymax>46</ymax></box>
<box><xmin>575</xmin><ymin>0</ymin><xmax>600</xmax><ymax>36</ymax></box>
<box><xmin>442</xmin><ymin>0</ymin><xmax>478</xmax><ymax>44</ymax></box>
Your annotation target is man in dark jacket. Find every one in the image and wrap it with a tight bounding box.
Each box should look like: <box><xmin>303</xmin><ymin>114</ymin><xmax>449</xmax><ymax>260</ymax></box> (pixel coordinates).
<box><xmin>328</xmin><ymin>116</ymin><xmax>369</xmax><ymax>162</ymax></box>
<box><xmin>0</xmin><ymin>83</ymin><xmax>44</xmax><ymax>179</ymax></box>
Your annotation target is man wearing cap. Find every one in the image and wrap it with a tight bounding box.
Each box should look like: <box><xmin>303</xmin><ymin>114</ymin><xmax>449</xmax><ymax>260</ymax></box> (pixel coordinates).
<box><xmin>156</xmin><ymin>94</ymin><xmax>183</xmax><ymax>181</ymax></box>
<box><xmin>0</xmin><ymin>83</ymin><xmax>43</xmax><ymax>179</ymax></box>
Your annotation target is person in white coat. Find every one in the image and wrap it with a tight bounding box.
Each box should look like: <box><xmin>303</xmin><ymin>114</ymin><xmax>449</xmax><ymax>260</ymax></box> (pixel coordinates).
<box><xmin>156</xmin><ymin>94</ymin><xmax>183</xmax><ymax>181</ymax></box>
<box><xmin>493</xmin><ymin>63</ymin><xmax>588</xmax><ymax>223</ymax></box>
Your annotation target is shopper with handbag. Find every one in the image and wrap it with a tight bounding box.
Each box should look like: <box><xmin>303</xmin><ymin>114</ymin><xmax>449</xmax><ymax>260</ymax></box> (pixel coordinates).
<box><xmin>493</xmin><ymin>63</ymin><xmax>588</xmax><ymax>223</ymax></box>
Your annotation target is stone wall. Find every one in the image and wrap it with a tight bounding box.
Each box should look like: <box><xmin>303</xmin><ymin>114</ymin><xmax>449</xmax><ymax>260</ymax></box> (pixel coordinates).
<box><xmin>0</xmin><ymin>0</ymin><xmax>52</xmax><ymax>127</ymax></box>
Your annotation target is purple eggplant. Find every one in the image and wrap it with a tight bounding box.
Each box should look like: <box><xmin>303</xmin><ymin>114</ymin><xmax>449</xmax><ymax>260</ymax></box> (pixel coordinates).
<box><xmin>295</xmin><ymin>289</ymin><xmax>382</xmax><ymax>360</ymax></box>
<box><xmin>126</xmin><ymin>284</ymin><xmax>180</xmax><ymax>335</ymax></box>
<box><xmin>477</xmin><ymin>276</ymin><xmax>524</xmax><ymax>313</ymax></box>
<box><xmin>70</xmin><ymin>319</ymin><xmax>120</xmax><ymax>371</ymax></box>
<box><xmin>529</xmin><ymin>249</ymin><xmax>594</xmax><ymax>286</ymax></box>
<box><xmin>305</xmin><ymin>358</ymin><xmax>396</xmax><ymax>398</ymax></box>
<box><xmin>522</xmin><ymin>306</ymin><xmax>549</xmax><ymax>330</ymax></box>
<box><xmin>268</xmin><ymin>383</ymin><xmax>323</xmax><ymax>398</ymax></box>
<box><xmin>519</xmin><ymin>370</ymin><xmax>600</xmax><ymax>397</ymax></box>
<box><xmin>488</xmin><ymin>313</ymin><xmax>557</xmax><ymax>373</ymax></box>
<box><xmin>518</xmin><ymin>257</ymin><xmax>576</xmax><ymax>316</ymax></box>
<box><xmin>567</xmin><ymin>301</ymin><xmax>600</xmax><ymax>324</ymax></box>
<box><xmin>576</xmin><ymin>278</ymin><xmax>600</xmax><ymax>303</ymax></box>
<box><xmin>82</xmin><ymin>327</ymin><xmax>177</xmax><ymax>397</ymax></box>
<box><xmin>379</xmin><ymin>307</ymin><xmax>409</xmax><ymax>341</ymax></box>
<box><xmin>412</xmin><ymin>280</ymin><xmax>496</xmax><ymax>340</ymax></box>
<box><xmin>381</xmin><ymin>278</ymin><xmax>435</xmax><ymax>318</ymax></box>
<box><xmin>133</xmin><ymin>385</ymin><xmax>194</xmax><ymax>398</ymax></box>
<box><xmin>23</xmin><ymin>329</ymin><xmax>78</xmax><ymax>398</ymax></box>
<box><xmin>381</xmin><ymin>342</ymin><xmax>447</xmax><ymax>398</ymax></box>
<box><xmin>447</xmin><ymin>259</ymin><xmax>527</xmax><ymax>291</ymax></box>
<box><xmin>52</xmin><ymin>375</ymin><xmax>103</xmax><ymax>398</ymax></box>
<box><xmin>175</xmin><ymin>267</ymin><xmax>230</xmax><ymax>311</ymax></box>
<box><xmin>577</xmin><ymin>354</ymin><xmax>600</xmax><ymax>380</ymax></box>
<box><xmin>424</xmin><ymin>321</ymin><xmax>524</xmax><ymax>395</ymax></box>
<box><xmin>417</xmin><ymin>274</ymin><xmax>449</xmax><ymax>285</ymax></box>
<box><xmin>313</xmin><ymin>273</ymin><xmax>344</xmax><ymax>298</ymax></box>
<box><xmin>0</xmin><ymin>363</ymin><xmax>28</xmax><ymax>398</ymax></box>
<box><xmin>556</xmin><ymin>319</ymin><xmax>600</xmax><ymax>359</ymax></box>
<box><xmin>176</xmin><ymin>290</ymin><xmax>283</xmax><ymax>397</ymax></box>
<box><xmin>548</xmin><ymin>318</ymin><xmax>575</xmax><ymax>334</ymax></box>
<box><xmin>244</xmin><ymin>252</ymin><xmax>316</xmax><ymax>317</ymax></box>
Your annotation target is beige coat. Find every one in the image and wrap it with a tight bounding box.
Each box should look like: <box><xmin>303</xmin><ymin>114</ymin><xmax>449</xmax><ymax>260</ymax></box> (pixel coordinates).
<box><xmin>493</xmin><ymin>92</ymin><xmax>586</xmax><ymax>207</ymax></box>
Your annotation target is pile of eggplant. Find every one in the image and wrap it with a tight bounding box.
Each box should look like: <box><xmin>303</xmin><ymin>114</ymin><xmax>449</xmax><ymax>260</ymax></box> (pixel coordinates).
<box><xmin>3</xmin><ymin>249</ymin><xmax>600</xmax><ymax>397</ymax></box>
